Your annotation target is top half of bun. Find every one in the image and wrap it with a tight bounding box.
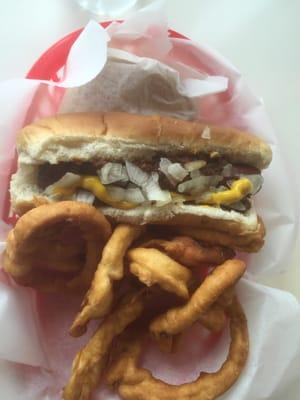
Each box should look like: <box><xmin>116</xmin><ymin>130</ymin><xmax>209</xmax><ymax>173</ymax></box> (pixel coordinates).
<box><xmin>17</xmin><ymin>112</ymin><xmax>272</xmax><ymax>169</ymax></box>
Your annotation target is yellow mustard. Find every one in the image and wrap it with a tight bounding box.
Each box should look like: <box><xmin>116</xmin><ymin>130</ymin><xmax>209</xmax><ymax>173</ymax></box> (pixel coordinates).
<box><xmin>54</xmin><ymin>176</ymin><xmax>137</xmax><ymax>210</ymax></box>
<box><xmin>200</xmin><ymin>178</ymin><xmax>253</xmax><ymax>206</ymax></box>
<box><xmin>53</xmin><ymin>175</ymin><xmax>252</xmax><ymax>209</ymax></box>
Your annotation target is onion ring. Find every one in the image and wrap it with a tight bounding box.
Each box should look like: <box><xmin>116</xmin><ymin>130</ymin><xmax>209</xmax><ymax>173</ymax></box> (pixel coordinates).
<box><xmin>3</xmin><ymin>201</ymin><xmax>111</xmax><ymax>292</ymax></box>
<box><xmin>70</xmin><ymin>224</ymin><xmax>144</xmax><ymax>337</ymax></box>
<box><xmin>150</xmin><ymin>259</ymin><xmax>246</xmax><ymax>338</ymax></box>
<box><xmin>106</xmin><ymin>297</ymin><xmax>249</xmax><ymax>400</ymax></box>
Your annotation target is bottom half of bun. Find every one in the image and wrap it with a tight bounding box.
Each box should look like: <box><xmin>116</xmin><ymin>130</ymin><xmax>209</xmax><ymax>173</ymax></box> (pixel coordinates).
<box><xmin>11</xmin><ymin>197</ymin><xmax>264</xmax><ymax>254</ymax></box>
<box><xmin>10</xmin><ymin>164</ymin><xmax>265</xmax><ymax>252</ymax></box>
<box><xmin>101</xmin><ymin>203</ymin><xmax>265</xmax><ymax>252</ymax></box>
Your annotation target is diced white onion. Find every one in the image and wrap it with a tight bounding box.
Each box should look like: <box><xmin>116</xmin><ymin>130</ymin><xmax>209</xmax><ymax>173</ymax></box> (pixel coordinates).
<box><xmin>184</xmin><ymin>160</ymin><xmax>206</xmax><ymax>172</ymax></box>
<box><xmin>125</xmin><ymin>161</ymin><xmax>149</xmax><ymax>187</ymax></box>
<box><xmin>106</xmin><ymin>185</ymin><xmax>146</xmax><ymax>204</ymax></box>
<box><xmin>143</xmin><ymin>172</ymin><xmax>172</xmax><ymax>202</ymax></box>
<box><xmin>201</xmin><ymin>126</ymin><xmax>211</xmax><ymax>139</ymax></box>
<box><xmin>98</xmin><ymin>162</ymin><xmax>128</xmax><ymax>184</ymax></box>
<box><xmin>106</xmin><ymin>186</ymin><xmax>126</xmax><ymax>201</ymax></box>
<box><xmin>178</xmin><ymin>175</ymin><xmax>222</xmax><ymax>195</ymax></box>
<box><xmin>74</xmin><ymin>190</ymin><xmax>95</xmax><ymax>205</ymax></box>
<box><xmin>210</xmin><ymin>151</ymin><xmax>219</xmax><ymax>159</ymax></box>
<box><xmin>241</xmin><ymin>174</ymin><xmax>264</xmax><ymax>195</ymax></box>
<box><xmin>178</xmin><ymin>176</ymin><xmax>211</xmax><ymax>194</ymax></box>
<box><xmin>167</xmin><ymin>163</ymin><xmax>188</xmax><ymax>182</ymax></box>
<box><xmin>159</xmin><ymin>158</ymin><xmax>177</xmax><ymax>185</ymax></box>
<box><xmin>222</xmin><ymin>164</ymin><xmax>233</xmax><ymax>177</ymax></box>
<box><xmin>212</xmin><ymin>185</ymin><xmax>227</xmax><ymax>192</ymax></box>
<box><xmin>190</xmin><ymin>169</ymin><xmax>201</xmax><ymax>179</ymax></box>
<box><xmin>44</xmin><ymin>172</ymin><xmax>81</xmax><ymax>197</ymax></box>
<box><xmin>50</xmin><ymin>172</ymin><xmax>81</xmax><ymax>188</ymax></box>
<box><xmin>125</xmin><ymin>188</ymin><xmax>145</xmax><ymax>203</ymax></box>
<box><xmin>126</xmin><ymin>161</ymin><xmax>172</xmax><ymax>202</ymax></box>
<box><xmin>228</xmin><ymin>201</ymin><xmax>247</xmax><ymax>212</ymax></box>
<box><xmin>159</xmin><ymin>157</ymin><xmax>172</xmax><ymax>173</ymax></box>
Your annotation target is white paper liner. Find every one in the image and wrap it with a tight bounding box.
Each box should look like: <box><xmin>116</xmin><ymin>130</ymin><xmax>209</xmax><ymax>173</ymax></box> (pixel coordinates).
<box><xmin>0</xmin><ymin>2</ymin><xmax>299</xmax><ymax>399</ymax></box>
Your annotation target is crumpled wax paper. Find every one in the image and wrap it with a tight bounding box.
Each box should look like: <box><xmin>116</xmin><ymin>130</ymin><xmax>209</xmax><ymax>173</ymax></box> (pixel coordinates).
<box><xmin>0</xmin><ymin>1</ymin><xmax>299</xmax><ymax>399</ymax></box>
<box><xmin>59</xmin><ymin>47</ymin><xmax>228</xmax><ymax>120</ymax></box>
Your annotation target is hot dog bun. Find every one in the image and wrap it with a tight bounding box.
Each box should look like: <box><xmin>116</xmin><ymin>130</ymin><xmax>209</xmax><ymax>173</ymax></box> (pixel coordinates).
<box><xmin>17</xmin><ymin>112</ymin><xmax>272</xmax><ymax>169</ymax></box>
<box><xmin>10</xmin><ymin>112</ymin><xmax>271</xmax><ymax>252</ymax></box>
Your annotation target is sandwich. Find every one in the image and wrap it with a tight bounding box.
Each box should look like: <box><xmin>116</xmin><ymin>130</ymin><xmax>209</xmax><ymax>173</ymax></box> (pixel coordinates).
<box><xmin>10</xmin><ymin>112</ymin><xmax>272</xmax><ymax>251</ymax></box>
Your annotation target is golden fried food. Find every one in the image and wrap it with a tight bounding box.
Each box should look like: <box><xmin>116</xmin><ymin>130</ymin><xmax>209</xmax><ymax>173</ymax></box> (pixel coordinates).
<box><xmin>106</xmin><ymin>297</ymin><xmax>249</xmax><ymax>400</ymax></box>
<box><xmin>196</xmin><ymin>287</ymin><xmax>235</xmax><ymax>332</ymax></box>
<box><xmin>16</xmin><ymin>240</ymin><xmax>84</xmax><ymax>272</ymax></box>
<box><xmin>63</xmin><ymin>291</ymin><xmax>145</xmax><ymax>400</ymax></box>
<box><xmin>127</xmin><ymin>248</ymin><xmax>192</xmax><ymax>299</ymax></box>
<box><xmin>142</xmin><ymin>236</ymin><xmax>235</xmax><ymax>267</ymax></box>
<box><xmin>150</xmin><ymin>259</ymin><xmax>246</xmax><ymax>338</ymax></box>
<box><xmin>3</xmin><ymin>201</ymin><xmax>111</xmax><ymax>292</ymax></box>
<box><xmin>218</xmin><ymin>287</ymin><xmax>235</xmax><ymax>308</ymax></box>
<box><xmin>195</xmin><ymin>287</ymin><xmax>236</xmax><ymax>333</ymax></box>
<box><xmin>165</xmin><ymin>222</ymin><xmax>265</xmax><ymax>252</ymax></box>
<box><xmin>198</xmin><ymin>303</ymin><xmax>226</xmax><ymax>333</ymax></box>
<box><xmin>70</xmin><ymin>224</ymin><xmax>144</xmax><ymax>337</ymax></box>
<box><xmin>155</xmin><ymin>334</ymin><xmax>182</xmax><ymax>353</ymax></box>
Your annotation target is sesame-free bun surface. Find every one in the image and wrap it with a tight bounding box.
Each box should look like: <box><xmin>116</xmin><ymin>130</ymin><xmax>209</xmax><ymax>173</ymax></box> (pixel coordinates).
<box><xmin>17</xmin><ymin>112</ymin><xmax>272</xmax><ymax>169</ymax></box>
<box><xmin>10</xmin><ymin>112</ymin><xmax>269</xmax><ymax>251</ymax></box>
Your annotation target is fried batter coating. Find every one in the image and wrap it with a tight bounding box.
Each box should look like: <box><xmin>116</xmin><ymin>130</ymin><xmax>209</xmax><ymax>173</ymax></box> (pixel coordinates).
<box><xmin>63</xmin><ymin>291</ymin><xmax>145</xmax><ymax>400</ymax></box>
<box><xmin>16</xmin><ymin>240</ymin><xmax>84</xmax><ymax>273</ymax></box>
<box><xmin>197</xmin><ymin>287</ymin><xmax>235</xmax><ymax>332</ymax></box>
<box><xmin>142</xmin><ymin>237</ymin><xmax>235</xmax><ymax>267</ymax></box>
<box><xmin>197</xmin><ymin>286</ymin><xmax>236</xmax><ymax>332</ymax></box>
<box><xmin>155</xmin><ymin>334</ymin><xmax>182</xmax><ymax>353</ymax></box>
<box><xmin>198</xmin><ymin>303</ymin><xmax>226</xmax><ymax>333</ymax></box>
<box><xmin>218</xmin><ymin>287</ymin><xmax>235</xmax><ymax>308</ymax></box>
<box><xmin>3</xmin><ymin>201</ymin><xmax>111</xmax><ymax>292</ymax></box>
<box><xmin>169</xmin><ymin>223</ymin><xmax>265</xmax><ymax>252</ymax></box>
<box><xmin>107</xmin><ymin>297</ymin><xmax>249</xmax><ymax>400</ymax></box>
<box><xmin>128</xmin><ymin>248</ymin><xmax>192</xmax><ymax>299</ymax></box>
<box><xmin>150</xmin><ymin>259</ymin><xmax>246</xmax><ymax>338</ymax></box>
<box><xmin>196</xmin><ymin>287</ymin><xmax>236</xmax><ymax>332</ymax></box>
<box><xmin>70</xmin><ymin>224</ymin><xmax>144</xmax><ymax>337</ymax></box>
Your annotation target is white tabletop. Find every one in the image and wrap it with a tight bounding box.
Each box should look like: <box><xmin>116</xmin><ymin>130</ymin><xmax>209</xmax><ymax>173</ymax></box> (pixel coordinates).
<box><xmin>0</xmin><ymin>1</ymin><xmax>300</xmax><ymax>399</ymax></box>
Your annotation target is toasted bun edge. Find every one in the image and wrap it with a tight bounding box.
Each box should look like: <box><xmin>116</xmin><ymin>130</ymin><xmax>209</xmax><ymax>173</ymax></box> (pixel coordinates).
<box><xmin>17</xmin><ymin>112</ymin><xmax>272</xmax><ymax>169</ymax></box>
